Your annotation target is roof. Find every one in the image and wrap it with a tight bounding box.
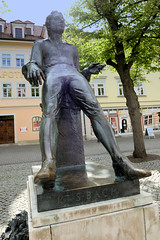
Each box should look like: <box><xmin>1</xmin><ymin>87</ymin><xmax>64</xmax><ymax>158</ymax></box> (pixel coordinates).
<box><xmin>0</xmin><ymin>19</ymin><xmax>46</xmax><ymax>41</ymax></box>
<box><xmin>0</xmin><ymin>18</ymin><xmax>6</xmax><ymax>22</ymax></box>
<box><xmin>11</xmin><ymin>20</ymin><xmax>25</xmax><ymax>24</ymax></box>
<box><xmin>24</xmin><ymin>20</ymin><xmax>34</xmax><ymax>24</ymax></box>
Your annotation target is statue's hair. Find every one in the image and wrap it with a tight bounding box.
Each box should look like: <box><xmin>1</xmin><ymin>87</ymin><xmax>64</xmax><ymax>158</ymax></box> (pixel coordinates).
<box><xmin>45</xmin><ymin>11</ymin><xmax>64</xmax><ymax>30</ymax></box>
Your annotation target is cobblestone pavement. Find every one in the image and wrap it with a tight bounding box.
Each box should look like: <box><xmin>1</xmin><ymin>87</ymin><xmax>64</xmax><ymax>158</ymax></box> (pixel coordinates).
<box><xmin>1</xmin><ymin>148</ymin><xmax>160</xmax><ymax>235</ymax></box>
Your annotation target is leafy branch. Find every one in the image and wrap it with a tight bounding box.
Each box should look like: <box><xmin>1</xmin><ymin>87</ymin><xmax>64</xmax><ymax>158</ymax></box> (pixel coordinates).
<box><xmin>0</xmin><ymin>0</ymin><xmax>10</xmax><ymax>15</ymax></box>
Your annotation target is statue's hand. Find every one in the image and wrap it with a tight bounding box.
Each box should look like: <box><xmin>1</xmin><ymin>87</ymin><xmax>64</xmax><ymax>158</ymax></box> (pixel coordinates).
<box><xmin>81</xmin><ymin>62</ymin><xmax>106</xmax><ymax>82</ymax></box>
<box><xmin>87</xmin><ymin>63</ymin><xmax>106</xmax><ymax>74</ymax></box>
<box><xmin>22</xmin><ymin>62</ymin><xmax>45</xmax><ymax>86</ymax></box>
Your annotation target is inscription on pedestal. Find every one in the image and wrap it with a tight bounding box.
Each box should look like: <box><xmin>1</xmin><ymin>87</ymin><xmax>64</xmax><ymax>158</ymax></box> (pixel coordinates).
<box><xmin>36</xmin><ymin>162</ymin><xmax>140</xmax><ymax>212</ymax></box>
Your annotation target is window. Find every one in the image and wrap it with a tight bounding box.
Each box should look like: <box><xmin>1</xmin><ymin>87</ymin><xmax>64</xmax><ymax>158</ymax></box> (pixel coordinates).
<box><xmin>26</xmin><ymin>28</ymin><xmax>31</xmax><ymax>35</ymax></box>
<box><xmin>97</xmin><ymin>84</ymin><xmax>105</xmax><ymax>96</ymax></box>
<box><xmin>118</xmin><ymin>83</ymin><xmax>124</xmax><ymax>96</ymax></box>
<box><xmin>15</xmin><ymin>28</ymin><xmax>22</xmax><ymax>38</ymax></box>
<box><xmin>17</xmin><ymin>83</ymin><xmax>26</xmax><ymax>98</ymax></box>
<box><xmin>0</xmin><ymin>25</ymin><xmax>2</xmax><ymax>32</ymax></box>
<box><xmin>90</xmin><ymin>83</ymin><xmax>95</xmax><ymax>94</ymax></box>
<box><xmin>32</xmin><ymin>116</ymin><xmax>41</xmax><ymax>132</ymax></box>
<box><xmin>158</xmin><ymin>113</ymin><xmax>160</xmax><ymax>124</ymax></box>
<box><xmin>2</xmin><ymin>83</ymin><xmax>12</xmax><ymax>98</ymax></box>
<box><xmin>31</xmin><ymin>85</ymin><xmax>40</xmax><ymax>97</ymax></box>
<box><xmin>134</xmin><ymin>82</ymin><xmax>145</xmax><ymax>96</ymax></box>
<box><xmin>2</xmin><ymin>54</ymin><xmax>11</xmax><ymax>67</ymax></box>
<box><xmin>16</xmin><ymin>54</ymin><xmax>24</xmax><ymax>67</ymax></box>
<box><xmin>90</xmin><ymin>82</ymin><xmax>106</xmax><ymax>96</ymax></box>
<box><xmin>144</xmin><ymin>115</ymin><xmax>153</xmax><ymax>125</ymax></box>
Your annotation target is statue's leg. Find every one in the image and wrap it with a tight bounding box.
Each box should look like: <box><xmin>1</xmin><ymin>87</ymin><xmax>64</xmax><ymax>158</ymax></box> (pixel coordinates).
<box><xmin>34</xmin><ymin>75</ymin><xmax>61</xmax><ymax>186</ymax></box>
<box><xmin>34</xmin><ymin>115</ymin><xmax>58</xmax><ymax>185</ymax></box>
<box><xmin>69</xmin><ymin>75</ymin><xmax>151</xmax><ymax>180</ymax></box>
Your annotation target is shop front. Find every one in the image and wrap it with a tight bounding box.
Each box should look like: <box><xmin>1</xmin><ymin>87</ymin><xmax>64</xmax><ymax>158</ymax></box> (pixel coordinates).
<box><xmin>83</xmin><ymin>107</ymin><xmax>160</xmax><ymax>140</ymax></box>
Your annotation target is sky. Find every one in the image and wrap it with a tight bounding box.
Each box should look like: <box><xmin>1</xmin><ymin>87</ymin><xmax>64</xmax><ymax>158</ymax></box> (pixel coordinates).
<box><xmin>2</xmin><ymin>0</ymin><xmax>77</xmax><ymax>25</ymax></box>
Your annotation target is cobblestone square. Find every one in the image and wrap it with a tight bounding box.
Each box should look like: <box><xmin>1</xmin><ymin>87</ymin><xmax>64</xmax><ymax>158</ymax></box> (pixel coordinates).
<box><xmin>0</xmin><ymin>136</ymin><xmax>160</xmax><ymax>235</ymax></box>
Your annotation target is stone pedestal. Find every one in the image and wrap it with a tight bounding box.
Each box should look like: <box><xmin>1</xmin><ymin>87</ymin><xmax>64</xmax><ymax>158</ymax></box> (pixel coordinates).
<box><xmin>28</xmin><ymin>164</ymin><xmax>160</xmax><ymax>240</ymax></box>
<box><xmin>56</xmin><ymin>108</ymin><xmax>85</xmax><ymax>168</ymax></box>
<box><xmin>33</xmin><ymin>162</ymin><xmax>140</xmax><ymax>212</ymax></box>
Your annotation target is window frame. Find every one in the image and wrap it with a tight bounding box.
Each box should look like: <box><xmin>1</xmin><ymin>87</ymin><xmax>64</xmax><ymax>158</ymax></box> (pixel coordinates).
<box><xmin>134</xmin><ymin>81</ymin><xmax>145</xmax><ymax>96</ymax></box>
<box><xmin>26</xmin><ymin>27</ymin><xmax>31</xmax><ymax>35</ymax></box>
<box><xmin>2</xmin><ymin>83</ymin><xmax>13</xmax><ymax>98</ymax></box>
<box><xmin>90</xmin><ymin>79</ymin><xmax>106</xmax><ymax>97</ymax></box>
<box><xmin>16</xmin><ymin>83</ymin><xmax>27</xmax><ymax>98</ymax></box>
<box><xmin>117</xmin><ymin>82</ymin><xmax>124</xmax><ymax>96</ymax></box>
<box><xmin>2</xmin><ymin>53</ymin><xmax>11</xmax><ymax>67</ymax></box>
<box><xmin>97</xmin><ymin>83</ymin><xmax>105</xmax><ymax>96</ymax></box>
<box><xmin>15</xmin><ymin>54</ymin><xmax>25</xmax><ymax>67</ymax></box>
<box><xmin>144</xmin><ymin>114</ymin><xmax>153</xmax><ymax>126</ymax></box>
<box><xmin>15</xmin><ymin>28</ymin><xmax>22</xmax><ymax>38</ymax></box>
<box><xmin>30</xmin><ymin>85</ymin><xmax>41</xmax><ymax>98</ymax></box>
<box><xmin>90</xmin><ymin>83</ymin><xmax>95</xmax><ymax>95</ymax></box>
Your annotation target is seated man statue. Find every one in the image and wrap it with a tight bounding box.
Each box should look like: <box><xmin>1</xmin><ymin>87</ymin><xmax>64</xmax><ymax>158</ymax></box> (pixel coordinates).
<box><xmin>22</xmin><ymin>11</ymin><xmax>151</xmax><ymax>186</ymax></box>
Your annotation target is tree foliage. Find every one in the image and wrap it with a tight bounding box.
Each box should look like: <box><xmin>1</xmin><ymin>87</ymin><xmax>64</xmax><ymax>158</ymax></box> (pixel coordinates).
<box><xmin>65</xmin><ymin>0</ymin><xmax>160</xmax><ymax>158</ymax></box>
<box><xmin>0</xmin><ymin>0</ymin><xmax>10</xmax><ymax>15</ymax></box>
<box><xmin>66</xmin><ymin>0</ymin><xmax>160</xmax><ymax>75</ymax></box>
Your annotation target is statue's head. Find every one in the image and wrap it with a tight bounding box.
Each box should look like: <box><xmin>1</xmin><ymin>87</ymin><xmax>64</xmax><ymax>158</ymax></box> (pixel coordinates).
<box><xmin>45</xmin><ymin>11</ymin><xmax>65</xmax><ymax>35</ymax></box>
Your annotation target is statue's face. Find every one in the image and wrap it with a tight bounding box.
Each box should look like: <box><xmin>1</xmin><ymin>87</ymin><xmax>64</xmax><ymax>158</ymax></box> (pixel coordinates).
<box><xmin>47</xmin><ymin>13</ymin><xmax>65</xmax><ymax>34</ymax></box>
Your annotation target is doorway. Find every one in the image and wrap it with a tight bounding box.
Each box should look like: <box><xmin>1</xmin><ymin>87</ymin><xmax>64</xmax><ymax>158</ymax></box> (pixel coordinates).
<box><xmin>121</xmin><ymin>119</ymin><xmax>128</xmax><ymax>133</ymax></box>
<box><xmin>0</xmin><ymin>116</ymin><xmax>14</xmax><ymax>144</ymax></box>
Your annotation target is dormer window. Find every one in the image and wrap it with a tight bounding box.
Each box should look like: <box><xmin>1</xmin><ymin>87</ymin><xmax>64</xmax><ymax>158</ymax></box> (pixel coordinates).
<box><xmin>15</xmin><ymin>28</ymin><xmax>22</xmax><ymax>38</ymax></box>
<box><xmin>26</xmin><ymin>27</ymin><xmax>31</xmax><ymax>35</ymax></box>
<box><xmin>25</xmin><ymin>21</ymin><xmax>34</xmax><ymax>36</ymax></box>
<box><xmin>0</xmin><ymin>18</ymin><xmax>6</xmax><ymax>32</ymax></box>
<box><xmin>11</xmin><ymin>20</ymin><xmax>25</xmax><ymax>38</ymax></box>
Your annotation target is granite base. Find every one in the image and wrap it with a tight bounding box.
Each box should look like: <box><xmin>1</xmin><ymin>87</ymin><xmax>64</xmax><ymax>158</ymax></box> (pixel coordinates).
<box><xmin>28</xmin><ymin>163</ymin><xmax>160</xmax><ymax>240</ymax></box>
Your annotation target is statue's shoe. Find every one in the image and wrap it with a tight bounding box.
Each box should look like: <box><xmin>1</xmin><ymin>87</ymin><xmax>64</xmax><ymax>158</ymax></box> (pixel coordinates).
<box><xmin>34</xmin><ymin>168</ymin><xmax>56</xmax><ymax>184</ymax></box>
<box><xmin>112</xmin><ymin>155</ymin><xmax>151</xmax><ymax>180</ymax></box>
<box><xmin>34</xmin><ymin>159</ymin><xmax>56</xmax><ymax>184</ymax></box>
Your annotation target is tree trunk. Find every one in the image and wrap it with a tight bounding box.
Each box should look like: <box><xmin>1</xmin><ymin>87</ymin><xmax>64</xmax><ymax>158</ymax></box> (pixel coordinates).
<box><xmin>93</xmin><ymin>1</ymin><xmax>147</xmax><ymax>158</ymax></box>
<box><xmin>118</xmin><ymin>68</ymin><xmax>147</xmax><ymax>158</ymax></box>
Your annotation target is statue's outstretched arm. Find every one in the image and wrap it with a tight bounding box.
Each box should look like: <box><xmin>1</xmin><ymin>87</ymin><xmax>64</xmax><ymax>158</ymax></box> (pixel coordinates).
<box><xmin>22</xmin><ymin>41</ymin><xmax>45</xmax><ymax>86</ymax></box>
<box><xmin>81</xmin><ymin>63</ymin><xmax>106</xmax><ymax>82</ymax></box>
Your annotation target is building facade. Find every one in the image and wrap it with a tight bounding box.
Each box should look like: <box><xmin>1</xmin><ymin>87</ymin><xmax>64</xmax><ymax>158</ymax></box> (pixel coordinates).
<box><xmin>0</xmin><ymin>18</ymin><xmax>46</xmax><ymax>144</ymax></box>
<box><xmin>84</xmin><ymin>70</ymin><xmax>160</xmax><ymax>139</ymax></box>
<box><xmin>0</xmin><ymin>18</ymin><xmax>160</xmax><ymax>144</ymax></box>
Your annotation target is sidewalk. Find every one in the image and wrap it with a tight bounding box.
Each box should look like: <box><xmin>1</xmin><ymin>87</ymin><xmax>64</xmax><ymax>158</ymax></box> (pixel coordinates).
<box><xmin>0</xmin><ymin>135</ymin><xmax>160</xmax><ymax>235</ymax></box>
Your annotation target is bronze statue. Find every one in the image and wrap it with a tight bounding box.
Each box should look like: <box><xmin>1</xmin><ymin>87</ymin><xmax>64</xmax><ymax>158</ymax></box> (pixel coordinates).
<box><xmin>22</xmin><ymin>11</ymin><xmax>151</xmax><ymax>187</ymax></box>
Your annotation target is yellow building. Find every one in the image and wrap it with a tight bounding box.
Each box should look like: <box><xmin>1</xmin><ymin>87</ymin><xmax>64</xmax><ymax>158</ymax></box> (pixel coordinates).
<box><xmin>0</xmin><ymin>18</ymin><xmax>46</xmax><ymax>144</ymax></box>
<box><xmin>84</xmin><ymin>69</ymin><xmax>160</xmax><ymax>139</ymax></box>
<box><xmin>0</xmin><ymin>18</ymin><xmax>160</xmax><ymax>143</ymax></box>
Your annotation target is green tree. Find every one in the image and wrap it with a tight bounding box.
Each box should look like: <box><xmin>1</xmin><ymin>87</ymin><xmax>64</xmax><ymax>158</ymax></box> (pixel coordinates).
<box><xmin>66</xmin><ymin>0</ymin><xmax>160</xmax><ymax>158</ymax></box>
<box><xmin>0</xmin><ymin>0</ymin><xmax>10</xmax><ymax>15</ymax></box>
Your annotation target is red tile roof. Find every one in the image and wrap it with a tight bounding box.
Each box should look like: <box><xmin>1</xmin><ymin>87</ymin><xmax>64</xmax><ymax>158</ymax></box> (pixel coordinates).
<box><xmin>0</xmin><ymin>18</ymin><xmax>6</xmax><ymax>22</ymax></box>
<box><xmin>24</xmin><ymin>20</ymin><xmax>34</xmax><ymax>24</ymax></box>
<box><xmin>11</xmin><ymin>20</ymin><xmax>24</xmax><ymax>24</ymax></box>
<box><xmin>0</xmin><ymin>19</ymin><xmax>45</xmax><ymax>40</ymax></box>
